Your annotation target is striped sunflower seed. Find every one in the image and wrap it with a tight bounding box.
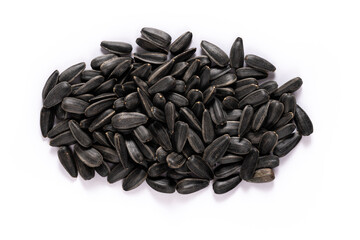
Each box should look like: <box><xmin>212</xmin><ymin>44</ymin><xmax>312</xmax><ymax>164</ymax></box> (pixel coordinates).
<box><xmin>170</xmin><ymin>31</ymin><xmax>192</xmax><ymax>55</ymax></box>
<box><xmin>59</xmin><ymin>62</ymin><xmax>86</xmax><ymax>83</ymax></box>
<box><xmin>239</xmin><ymin>147</ymin><xmax>259</xmax><ymax>181</ymax></box>
<box><xmin>74</xmin><ymin>144</ymin><xmax>103</xmax><ymax>168</ymax></box>
<box><xmin>57</xmin><ymin>146</ymin><xmax>78</xmax><ymax>178</ymax></box>
<box><xmin>146</xmin><ymin>178</ymin><xmax>176</xmax><ymax>193</ymax></box>
<box><xmin>230</xmin><ymin>37</ymin><xmax>244</xmax><ymax>68</ymax></box>
<box><xmin>201</xmin><ymin>40</ymin><xmax>229</xmax><ymax>67</ymax></box>
<box><xmin>294</xmin><ymin>105</ymin><xmax>313</xmax><ymax>136</ymax></box>
<box><xmin>43</xmin><ymin>82</ymin><xmax>72</xmax><ymax>108</ymax></box>
<box><xmin>213</xmin><ymin>175</ymin><xmax>241</xmax><ymax>194</ymax></box>
<box><xmin>176</xmin><ymin>178</ymin><xmax>209</xmax><ymax>194</ymax></box>
<box><xmin>100</xmin><ymin>41</ymin><xmax>132</xmax><ymax>55</ymax></box>
<box><xmin>245</xmin><ymin>54</ymin><xmax>276</xmax><ymax>72</ymax></box>
<box><xmin>248</xmin><ymin>168</ymin><xmax>275</xmax><ymax>183</ymax></box>
<box><xmin>111</xmin><ymin>112</ymin><xmax>148</xmax><ymax>130</ymax></box>
<box><xmin>122</xmin><ymin>168</ymin><xmax>147</xmax><ymax>191</ymax></box>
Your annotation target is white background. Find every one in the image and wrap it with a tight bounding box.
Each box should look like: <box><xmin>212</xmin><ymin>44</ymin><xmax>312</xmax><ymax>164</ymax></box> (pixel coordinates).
<box><xmin>0</xmin><ymin>0</ymin><xmax>359</xmax><ymax>239</ymax></box>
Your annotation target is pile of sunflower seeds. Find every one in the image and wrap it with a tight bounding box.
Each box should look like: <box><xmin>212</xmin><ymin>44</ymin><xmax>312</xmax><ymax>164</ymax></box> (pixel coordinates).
<box><xmin>40</xmin><ymin>27</ymin><xmax>313</xmax><ymax>194</ymax></box>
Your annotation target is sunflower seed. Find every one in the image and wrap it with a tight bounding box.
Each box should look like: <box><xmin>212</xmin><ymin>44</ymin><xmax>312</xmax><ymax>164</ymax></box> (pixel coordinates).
<box><xmin>92</xmin><ymin>131</ymin><xmax>110</xmax><ymax>147</ymax></box>
<box><xmin>245</xmin><ymin>129</ymin><xmax>267</xmax><ymax>145</ymax></box>
<box><xmin>167</xmin><ymin>92</ymin><xmax>189</xmax><ymax>107</ymax></box>
<box><xmin>112</xmin><ymin>112</ymin><xmax>148</xmax><ymax>130</ymax></box>
<box><xmin>259</xmin><ymin>80</ymin><xmax>277</xmax><ymax>94</ymax></box>
<box><xmin>148</xmin><ymin>76</ymin><xmax>176</xmax><ymax>95</ymax></box>
<box><xmin>74</xmin><ymin>149</ymin><xmax>95</xmax><ymax>180</ymax></box>
<box><xmin>238</xmin><ymin>89</ymin><xmax>269</xmax><ymax>108</ymax></box>
<box><xmin>236</xmin><ymin>67</ymin><xmax>268</xmax><ymax>80</ymax></box>
<box><xmin>185</xmin><ymin>75</ymin><xmax>200</xmax><ymax>94</ymax></box>
<box><xmin>202</xmin><ymin>86</ymin><xmax>216</xmax><ymax>105</ymax></box>
<box><xmin>92</xmin><ymin>144</ymin><xmax>119</xmax><ymax>163</ymax></box>
<box><xmin>230</xmin><ymin>37</ymin><xmax>244</xmax><ymax>68</ymax></box>
<box><xmin>222</xmin><ymin>96</ymin><xmax>239</xmax><ymax>110</ymax></box>
<box><xmin>235</xmin><ymin>84</ymin><xmax>259</xmax><ymax>100</ymax></box>
<box><xmin>148</xmin><ymin>162</ymin><xmax>168</xmax><ymax>178</ymax></box>
<box><xmin>294</xmin><ymin>105</ymin><xmax>313</xmax><ymax>136</ymax></box>
<box><xmin>185</xmin><ymin>155</ymin><xmax>213</xmax><ymax>180</ymax></box>
<box><xmin>59</xmin><ymin>62</ymin><xmax>86</xmax><ymax>83</ymax></box>
<box><xmin>219</xmin><ymin>154</ymin><xmax>244</xmax><ymax>165</ymax></box>
<box><xmin>43</xmin><ymin>82</ymin><xmax>72</xmax><ymax>108</ymax></box>
<box><xmin>176</xmin><ymin>178</ymin><xmax>209</xmax><ymax>194</ymax></box>
<box><xmin>166</xmin><ymin>152</ymin><xmax>186</xmax><ymax>169</ymax></box>
<box><xmin>113</xmin><ymin>133</ymin><xmax>132</xmax><ymax>168</ymax></box>
<box><xmin>137</xmin><ymin>87</ymin><xmax>153</xmax><ymax>117</ymax></box>
<box><xmin>94</xmin><ymin>79</ymin><xmax>117</xmax><ymax>95</ymax></box>
<box><xmin>209</xmin><ymin>97</ymin><xmax>226</xmax><ymax>125</ymax></box>
<box><xmin>264</xmin><ymin>100</ymin><xmax>284</xmax><ymax>128</ymax></box>
<box><xmin>68</xmin><ymin>120</ymin><xmax>92</xmax><ymax>148</ymax></box>
<box><xmin>107</xmin><ymin>163</ymin><xmax>134</xmax><ymax>183</ymax></box>
<box><xmin>279</xmin><ymin>93</ymin><xmax>296</xmax><ymax>114</ymax></box>
<box><xmin>275</xmin><ymin>123</ymin><xmax>296</xmax><ymax>140</ymax></box>
<box><xmin>213</xmin><ymin>175</ymin><xmax>241</xmax><ymax>194</ymax></box>
<box><xmin>162</xmin><ymin>102</ymin><xmax>175</xmax><ymax>134</ymax></box>
<box><xmin>47</xmin><ymin>120</ymin><xmax>69</xmax><ymax>138</ymax></box>
<box><xmin>245</xmin><ymin>54</ymin><xmax>276</xmax><ymax>72</ymax></box>
<box><xmin>146</xmin><ymin>178</ymin><xmax>176</xmax><ymax>193</ymax></box>
<box><xmin>151</xmin><ymin>106</ymin><xmax>166</xmax><ymax>123</ymax></box>
<box><xmin>170</xmin><ymin>31</ymin><xmax>192</xmax><ymax>55</ymax></box>
<box><xmin>42</xmin><ymin>70</ymin><xmax>59</xmax><ymax>100</ymax></box>
<box><xmin>88</xmin><ymin>109</ymin><xmax>115</xmax><ymax>132</ymax></box>
<box><xmin>259</xmin><ymin>131</ymin><xmax>278</xmax><ymax>155</ymax></box>
<box><xmin>141</xmin><ymin>27</ymin><xmax>172</xmax><ymax>48</ymax></box>
<box><xmin>49</xmin><ymin>130</ymin><xmax>76</xmax><ymax>147</ymax></box>
<box><xmin>183</xmin><ymin>59</ymin><xmax>200</xmax><ymax>82</ymax></box>
<box><xmin>172</xmin><ymin>48</ymin><xmax>196</xmax><ymax>63</ymax></box>
<box><xmin>186</xmin><ymin>89</ymin><xmax>203</xmax><ymax>107</ymax></box>
<box><xmin>211</xmin><ymin>73</ymin><xmax>237</xmax><ymax>88</ymax></box>
<box><xmin>187</xmin><ymin>128</ymin><xmax>205</xmax><ymax>153</ymax></box>
<box><xmin>187</xmin><ymin>55</ymin><xmax>210</xmax><ymax>68</ymax></box>
<box><xmin>248</xmin><ymin>168</ymin><xmax>275</xmax><ymax>183</ymax></box>
<box><xmin>133</xmin><ymin>125</ymin><xmax>152</xmax><ymax>143</ymax></box>
<box><xmin>156</xmin><ymin>147</ymin><xmax>168</xmax><ymax>163</ymax></box>
<box><xmin>134</xmin><ymin>52</ymin><xmax>167</xmax><ymax>65</ymax></box>
<box><xmin>149</xmin><ymin>121</ymin><xmax>172</xmax><ymax>151</ymax></box>
<box><xmin>124</xmin><ymin>138</ymin><xmax>144</xmax><ymax>164</ymax></box>
<box><xmin>274</xmin><ymin>132</ymin><xmax>302</xmax><ymax>157</ymax></box>
<box><xmin>91</xmin><ymin>54</ymin><xmax>117</xmax><ymax>70</ymax></box>
<box><xmin>171</xmin><ymin>62</ymin><xmax>189</xmax><ymax>78</ymax></box>
<box><xmin>238</xmin><ymin>105</ymin><xmax>254</xmax><ymax>137</ymax></box>
<box><xmin>123</xmin><ymin>168</ymin><xmax>147</xmax><ymax>191</ymax></box>
<box><xmin>136</xmin><ymin>37</ymin><xmax>168</xmax><ymax>53</ymax></box>
<box><xmin>228</xmin><ymin>137</ymin><xmax>252</xmax><ymax>155</ymax></box>
<box><xmin>179</xmin><ymin>107</ymin><xmax>201</xmax><ymax>132</ymax></box>
<box><xmin>84</xmin><ymin>98</ymin><xmax>115</xmax><ymax>117</ymax></box>
<box><xmin>215</xmin><ymin>162</ymin><xmax>241</xmax><ymax>179</ymax></box>
<box><xmin>131</xmin><ymin>63</ymin><xmax>152</xmax><ymax>78</ymax></box>
<box><xmin>240</xmin><ymin>147</ymin><xmax>259</xmax><ymax>181</ymax></box>
<box><xmin>60</xmin><ymin>97</ymin><xmax>88</xmax><ymax>115</ymax></box>
<box><xmin>100</xmin><ymin>41</ymin><xmax>132</xmax><ymax>55</ymax></box>
<box><xmin>174</xmin><ymin>121</ymin><xmax>189</xmax><ymax>153</ymax></box>
<box><xmin>73</xmin><ymin>144</ymin><xmax>103</xmax><ymax>167</ymax></box>
<box><xmin>56</xmin><ymin>146</ymin><xmax>77</xmax><ymax>179</ymax></box>
<box><xmin>201</xmin><ymin>40</ymin><xmax>229</xmax><ymax>67</ymax></box>
<box><xmin>273</xmin><ymin>77</ymin><xmax>303</xmax><ymax>97</ymax></box>
<box><xmin>105</xmin><ymin>131</ymin><xmax>115</xmax><ymax>148</ymax></box>
<box><xmin>148</xmin><ymin>60</ymin><xmax>174</xmax><ymax>85</ymax></box>
<box><xmin>199</xmin><ymin>65</ymin><xmax>210</xmax><ymax>90</ymax></box>
<box><xmin>192</xmin><ymin>101</ymin><xmax>205</xmax><ymax>120</ymax></box>
<box><xmin>257</xmin><ymin>155</ymin><xmax>280</xmax><ymax>169</ymax></box>
<box><xmin>124</xmin><ymin>92</ymin><xmax>139</xmax><ymax>110</ymax></box>
<box><xmin>100</xmin><ymin>57</ymin><xmax>131</xmax><ymax>76</ymax></box>
<box><xmin>235</xmin><ymin>78</ymin><xmax>258</xmax><ymax>88</ymax></box>
<box><xmin>252</xmin><ymin>101</ymin><xmax>270</xmax><ymax>131</ymax></box>
<box><xmin>203</xmin><ymin>134</ymin><xmax>231</xmax><ymax>166</ymax></box>
<box><xmin>109</xmin><ymin>59</ymin><xmax>132</xmax><ymax>79</ymax></box>
<box><xmin>226</xmin><ymin>109</ymin><xmax>242</xmax><ymax>121</ymax></box>
<box><xmin>40</xmin><ymin>107</ymin><xmax>55</xmax><ymax>137</ymax></box>
<box><xmin>81</xmin><ymin>70</ymin><xmax>102</xmax><ymax>81</ymax></box>
<box><xmin>95</xmin><ymin>161</ymin><xmax>111</xmax><ymax>177</ymax></box>
<box><xmin>73</xmin><ymin>76</ymin><xmax>104</xmax><ymax>96</ymax></box>
<box><xmin>273</xmin><ymin>112</ymin><xmax>294</xmax><ymax>129</ymax></box>
<box><xmin>201</xmin><ymin>109</ymin><xmax>215</xmax><ymax>144</ymax></box>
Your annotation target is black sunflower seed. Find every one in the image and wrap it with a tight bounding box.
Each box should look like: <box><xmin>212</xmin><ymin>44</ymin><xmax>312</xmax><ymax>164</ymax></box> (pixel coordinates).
<box><xmin>203</xmin><ymin>134</ymin><xmax>231</xmax><ymax>166</ymax></box>
<box><xmin>136</xmin><ymin>37</ymin><xmax>168</xmax><ymax>53</ymax></box>
<box><xmin>219</xmin><ymin>154</ymin><xmax>244</xmax><ymax>165</ymax></box>
<box><xmin>141</xmin><ymin>27</ymin><xmax>172</xmax><ymax>48</ymax></box>
<box><xmin>164</xmin><ymin>101</ymin><xmax>175</xmax><ymax>134</ymax></box>
<box><xmin>235</xmin><ymin>84</ymin><xmax>259</xmax><ymax>100</ymax></box>
<box><xmin>192</xmin><ymin>101</ymin><xmax>205</xmax><ymax>120</ymax></box>
<box><xmin>257</xmin><ymin>155</ymin><xmax>280</xmax><ymax>169</ymax></box>
<box><xmin>228</xmin><ymin>137</ymin><xmax>252</xmax><ymax>155</ymax></box>
<box><xmin>171</xmin><ymin>62</ymin><xmax>189</xmax><ymax>78</ymax></box>
<box><xmin>187</xmin><ymin>128</ymin><xmax>205</xmax><ymax>154</ymax></box>
<box><xmin>111</xmin><ymin>112</ymin><xmax>148</xmax><ymax>130</ymax></box>
<box><xmin>275</xmin><ymin>123</ymin><xmax>296</xmax><ymax>140</ymax></box>
<box><xmin>74</xmin><ymin>149</ymin><xmax>95</xmax><ymax>180</ymax></box>
<box><xmin>125</xmin><ymin>138</ymin><xmax>144</xmax><ymax>164</ymax></box>
<box><xmin>236</xmin><ymin>67</ymin><xmax>268</xmax><ymax>80</ymax></box>
<box><xmin>166</xmin><ymin>152</ymin><xmax>186</xmax><ymax>169</ymax></box>
<box><xmin>214</xmin><ymin>162</ymin><xmax>242</xmax><ymax>179</ymax></box>
<box><xmin>187</xmin><ymin>89</ymin><xmax>203</xmax><ymax>107</ymax></box>
<box><xmin>294</xmin><ymin>105</ymin><xmax>313</xmax><ymax>136</ymax></box>
<box><xmin>134</xmin><ymin>52</ymin><xmax>167</xmax><ymax>65</ymax></box>
<box><xmin>259</xmin><ymin>80</ymin><xmax>278</xmax><ymax>95</ymax></box>
<box><xmin>226</xmin><ymin>109</ymin><xmax>242</xmax><ymax>121</ymax></box>
<box><xmin>105</xmin><ymin>131</ymin><xmax>115</xmax><ymax>148</ymax></box>
<box><xmin>259</xmin><ymin>131</ymin><xmax>278</xmax><ymax>155</ymax></box>
<box><xmin>183</xmin><ymin>59</ymin><xmax>200</xmax><ymax>82</ymax></box>
<box><xmin>201</xmin><ymin>40</ymin><xmax>229</xmax><ymax>67</ymax></box>
<box><xmin>57</xmin><ymin>146</ymin><xmax>78</xmax><ymax>178</ymax></box>
<box><xmin>187</xmin><ymin>55</ymin><xmax>210</xmax><ymax>68</ymax></box>
<box><xmin>245</xmin><ymin>129</ymin><xmax>267</xmax><ymax>145</ymax></box>
<box><xmin>235</xmin><ymin>78</ymin><xmax>258</xmax><ymax>88</ymax></box>
<box><xmin>146</xmin><ymin>178</ymin><xmax>176</xmax><ymax>193</ymax></box>
<box><xmin>216</xmin><ymin>88</ymin><xmax>235</xmax><ymax>98</ymax></box>
<box><xmin>273</xmin><ymin>132</ymin><xmax>302</xmax><ymax>157</ymax></box>
<box><xmin>100</xmin><ymin>41</ymin><xmax>132</xmax><ymax>55</ymax></box>
<box><xmin>88</xmin><ymin>109</ymin><xmax>115</xmax><ymax>132</ymax></box>
<box><xmin>124</xmin><ymin>92</ymin><xmax>139</xmax><ymax>110</ymax></box>
<box><xmin>176</xmin><ymin>178</ymin><xmax>209</xmax><ymax>194</ymax></box>
<box><xmin>100</xmin><ymin>57</ymin><xmax>131</xmax><ymax>76</ymax></box>
<box><xmin>173</xmin><ymin>121</ymin><xmax>189</xmax><ymax>153</ymax></box>
<box><xmin>273</xmin><ymin>77</ymin><xmax>303</xmax><ymax>97</ymax></box>
<box><xmin>209</xmin><ymin>97</ymin><xmax>226</xmax><ymax>126</ymax></box>
<box><xmin>273</xmin><ymin>112</ymin><xmax>294</xmax><ymax>129</ymax></box>
<box><xmin>187</xmin><ymin>155</ymin><xmax>213</xmax><ymax>180</ymax></box>
<box><xmin>93</xmin><ymin>131</ymin><xmax>111</xmax><ymax>147</ymax></box>
<box><xmin>238</xmin><ymin>105</ymin><xmax>254</xmax><ymax>138</ymax></box>
<box><xmin>40</xmin><ymin>107</ymin><xmax>55</xmax><ymax>137</ymax></box>
<box><xmin>248</xmin><ymin>168</ymin><xmax>275</xmax><ymax>183</ymax></box>
<box><xmin>172</xmin><ymin>48</ymin><xmax>196</xmax><ymax>63</ymax></box>
<box><xmin>148</xmin><ymin>162</ymin><xmax>168</xmax><ymax>178</ymax></box>
<box><xmin>85</xmin><ymin>98</ymin><xmax>115</xmax><ymax>117</ymax></box>
<box><xmin>184</xmin><ymin>75</ymin><xmax>200</xmax><ymax>94</ymax></box>
<box><xmin>114</xmin><ymin>133</ymin><xmax>132</xmax><ymax>168</ymax></box>
<box><xmin>215</xmin><ymin>121</ymin><xmax>239</xmax><ymax>136</ymax></box>
<box><xmin>49</xmin><ymin>130</ymin><xmax>77</xmax><ymax>147</ymax></box>
<box><xmin>131</xmin><ymin>63</ymin><xmax>152</xmax><ymax>79</ymax></box>
<box><xmin>137</xmin><ymin>87</ymin><xmax>153</xmax><ymax>118</ymax></box>
<box><xmin>42</xmin><ymin>70</ymin><xmax>59</xmax><ymax>100</ymax></box>
<box><xmin>264</xmin><ymin>100</ymin><xmax>284</xmax><ymax>128</ymax></box>
<box><xmin>107</xmin><ymin>163</ymin><xmax>134</xmax><ymax>183</ymax></box>
<box><xmin>74</xmin><ymin>144</ymin><xmax>103</xmax><ymax>167</ymax></box>
<box><xmin>59</xmin><ymin>62</ymin><xmax>86</xmax><ymax>83</ymax></box>
<box><xmin>211</xmin><ymin>73</ymin><xmax>237</xmax><ymax>88</ymax></box>
<box><xmin>240</xmin><ymin>147</ymin><xmax>259</xmax><ymax>181</ymax></box>
<box><xmin>47</xmin><ymin>120</ymin><xmax>69</xmax><ymax>138</ymax></box>
<box><xmin>81</xmin><ymin>70</ymin><xmax>102</xmax><ymax>82</ymax></box>
<box><xmin>213</xmin><ymin>175</ymin><xmax>241</xmax><ymax>194</ymax></box>
<box><xmin>222</xmin><ymin>96</ymin><xmax>239</xmax><ymax>110</ymax></box>
<box><xmin>61</xmin><ymin>97</ymin><xmax>89</xmax><ymax>114</ymax></box>
<box><xmin>252</xmin><ymin>101</ymin><xmax>270</xmax><ymax>131</ymax></box>
<box><xmin>91</xmin><ymin>54</ymin><xmax>117</xmax><ymax>70</ymax></box>
<box><xmin>156</xmin><ymin>147</ymin><xmax>168</xmax><ymax>163</ymax></box>
<box><xmin>92</xmin><ymin>144</ymin><xmax>120</xmax><ymax>163</ymax></box>
<box><xmin>109</xmin><ymin>59</ymin><xmax>132</xmax><ymax>79</ymax></box>
<box><xmin>122</xmin><ymin>168</ymin><xmax>147</xmax><ymax>191</ymax></box>
<box><xmin>133</xmin><ymin>125</ymin><xmax>152</xmax><ymax>143</ymax></box>
<box><xmin>230</xmin><ymin>37</ymin><xmax>244</xmax><ymax>69</ymax></box>
<box><xmin>148</xmin><ymin>76</ymin><xmax>176</xmax><ymax>95</ymax></box>
<box><xmin>148</xmin><ymin>60</ymin><xmax>174</xmax><ymax>85</ymax></box>
<box><xmin>149</xmin><ymin>121</ymin><xmax>172</xmax><ymax>151</ymax></box>
<box><xmin>151</xmin><ymin>106</ymin><xmax>166</xmax><ymax>123</ymax></box>
<box><xmin>245</xmin><ymin>54</ymin><xmax>276</xmax><ymax>72</ymax></box>
<box><xmin>68</xmin><ymin>120</ymin><xmax>92</xmax><ymax>148</ymax></box>
<box><xmin>199</xmin><ymin>65</ymin><xmax>211</xmax><ymax>90</ymax></box>
<box><xmin>179</xmin><ymin>107</ymin><xmax>201</xmax><ymax>132</ymax></box>
<box><xmin>167</xmin><ymin>92</ymin><xmax>189</xmax><ymax>107</ymax></box>
<box><xmin>170</xmin><ymin>31</ymin><xmax>192</xmax><ymax>55</ymax></box>
<box><xmin>279</xmin><ymin>93</ymin><xmax>296</xmax><ymax>114</ymax></box>
<box><xmin>95</xmin><ymin>161</ymin><xmax>111</xmax><ymax>177</ymax></box>
<box><xmin>238</xmin><ymin>89</ymin><xmax>270</xmax><ymax>108</ymax></box>
<box><xmin>43</xmin><ymin>82</ymin><xmax>72</xmax><ymax>108</ymax></box>
<box><xmin>201</xmin><ymin>109</ymin><xmax>215</xmax><ymax>144</ymax></box>
<box><xmin>73</xmin><ymin>76</ymin><xmax>104</xmax><ymax>96</ymax></box>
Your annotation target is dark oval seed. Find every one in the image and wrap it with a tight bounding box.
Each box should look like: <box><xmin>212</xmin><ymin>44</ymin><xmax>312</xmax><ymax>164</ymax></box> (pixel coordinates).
<box><xmin>141</xmin><ymin>27</ymin><xmax>172</xmax><ymax>48</ymax></box>
<box><xmin>273</xmin><ymin>132</ymin><xmax>302</xmax><ymax>157</ymax></box>
<box><xmin>209</xmin><ymin>97</ymin><xmax>226</xmax><ymax>126</ymax></box>
<box><xmin>219</xmin><ymin>154</ymin><xmax>244</xmax><ymax>165</ymax></box>
<box><xmin>107</xmin><ymin>163</ymin><xmax>134</xmax><ymax>183</ymax></box>
<box><xmin>174</xmin><ymin>121</ymin><xmax>189</xmax><ymax>153</ymax></box>
<box><xmin>230</xmin><ymin>37</ymin><xmax>244</xmax><ymax>69</ymax></box>
<box><xmin>131</xmin><ymin>63</ymin><xmax>152</xmax><ymax>79</ymax></box>
<box><xmin>92</xmin><ymin>144</ymin><xmax>120</xmax><ymax>163</ymax></box>
<box><xmin>40</xmin><ymin>107</ymin><xmax>55</xmax><ymax>137</ymax></box>
<box><xmin>235</xmin><ymin>78</ymin><xmax>258</xmax><ymax>88</ymax></box>
<box><xmin>265</xmin><ymin>100</ymin><xmax>284</xmax><ymax>128</ymax></box>
<box><xmin>257</xmin><ymin>155</ymin><xmax>280</xmax><ymax>169</ymax></box>
<box><xmin>122</xmin><ymin>168</ymin><xmax>147</xmax><ymax>191</ymax></box>
<box><xmin>59</xmin><ymin>62</ymin><xmax>86</xmax><ymax>83</ymax></box>
<box><xmin>294</xmin><ymin>105</ymin><xmax>313</xmax><ymax>136</ymax></box>
<box><xmin>43</xmin><ymin>82</ymin><xmax>72</xmax><ymax>108</ymax></box>
<box><xmin>259</xmin><ymin>80</ymin><xmax>278</xmax><ymax>95</ymax></box>
<box><xmin>216</xmin><ymin>121</ymin><xmax>239</xmax><ymax>136</ymax></box>
<box><xmin>176</xmin><ymin>178</ymin><xmax>209</xmax><ymax>194</ymax></box>
<box><xmin>101</xmin><ymin>41</ymin><xmax>132</xmax><ymax>55</ymax></box>
<box><xmin>202</xmin><ymin>109</ymin><xmax>215</xmax><ymax>144</ymax></box>
<box><xmin>192</xmin><ymin>101</ymin><xmax>205</xmax><ymax>121</ymax></box>
<box><xmin>61</xmin><ymin>97</ymin><xmax>89</xmax><ymax>114</ymax></box>
<box><xmin>171</xmin><ymin>62</ymin><xmax>189</xmax><ymax>78</ymax></box>
<box><xmin>213</xmin><ymin>175</ymin><xmax>242</xmax><ymax>194</ymax></box>
<box><xmin>252</xmin><ymin>101</ymin><xmax>270</xmax><ymax>131</ymax></box>
<box><xmin>201</xmin><ymin>40</ymin><xmax>229</xmax><ymax>67</ymax></box>
<box><xmin>91</xmin><ymin>54</ymin><xmax>117</xmax><ymax>70</ymax></box>
<box><xmin>68</xmin><ymin>120</ymin><xmax>92</xmax><ymax>148</ymax></box>
<box><xmin>134</xmin><ymin>52</ymin><xmax>167</xmax><ymax>65</ymax></box>
<box><xmin>88</xmin><ymin>109</ymin><xmax>115</xmax><ymax>132</ymax></box>
<box><xmin>273</xmin><ymin>77</ymin><xmax>303</xmax><ymax>97</ymax></box>
<box><xmin>74</xmin><ymin>144</ymin><xmax>103</xmax><ymax>168</ymax></box>
<box><xmin>166</xmin><ymin>152</ymin><xmax>186</xmax><ymax>169</ymax></box>
<box><xmin>111</xmin><ymin>112</ymin><xmax>148</xmax><ymax>130</ymax></box>
<box><xmin>226</xmin><ymin>109</ymin><xmax>242</xmax><ymax>121</ymax></box>
<box><xmin>238</xmin><ymin>89</ymin><xmax>270</xmax><ymax>109</ymax></box>
<box><xmin>228</xmin><ymin>137</ymin><xmax>252</xmax><ymax>155</ymax></box>
<box><xmin>85</xmin><ymin>98</ymin><xmax>115</xmax><ymax>117</ymax></box>
<box><xmin>279</xmin><ymin>93</ymin><xmax>296</xmax><ymax>114</ymax></box>
<box><xmin>172</xmin><ymin>48</ymin><xmax>196</xmax><ymax>63</ymax></box>
<box><xmin>136</xmin><ymin>37</ymin><xmax>168</xmax><ymax>54</ymax></box>
<box><xmin>240</xmin><ymin>148</ymin><xmax>259</xmax><ymax>181</ymax></box>
<box><xmin>146</xmin><ymin>178</ymin><xmax>176</xmax><ymax>194</ymax></box>
<box><xmin>125</xmin><ymin>139</ymin><xmax>144</xmax><ymax>164</ymax></box>
<box><xmin>47</xmin><ymin>120</ymin><xmax>69</xmax><ymax>138</ymax></box>
<box><xmin>179</xmin><ymin>107</ymin><xmax>201</xmax><ymax>132</ymax></box>
<box><xmin>74</xmin><ymin>150</ymin><xmax>95</xmax><ymax>180</ymax></box>
<box><xmin>222</xmin><ymin>96</ymin><xmax>239</xmax><ymax>110</ymax></box>
<box><xmin>259</xmin><ymin>131</ymin><xmax>278</xmax><ymax>155</ymax></box>
<box><xmin>235</xmin><ymin>84</ymin><xmax>259</xmax><ymax>101</ymax></box>
<box><xmin>203</xmin><ymin>134</ymin><xmax>231</xmax><ymax>166</ymax></box>
<box><xmin>275</xmin><ymin>123</ymin><xmax>296</xmax><ymax>140</ymax></box>
<box><xmin>167</xmin><ymin>92</ymin><xmax>189</xmax><ymax>107</ymax></box>
<box><xmin>214</xmin><ymin>162</ymin><xmax>242</xmax><ymax>179</ymax></box>
<box><xmin>148</xmin><ymin>76</ymin><xmax>176</xmax><ymax>95</ymax></box>
<box><xmin>187</xmin><ymin>128</ymin><xmax>205</xmax><ymax>154</ymax></box>
<box><xmin>49</xmin><ymin>130</ymin><xmax>77</xmax><ymax>147</ymax></box>
<box><xmin>245</xmin><ymin>54</ymin><xmax>276</xmax><ymax>72</ymax></box>
<box><xmin>148</xmin><ymin>60</ymin><xmax>175</xmax><ymax>85</ymax></box>
<box><xmin>236</xmin><ymin>67</ymin><xmax>268</xmax><ymax>80</ymax></box>
<box><xmin>211</xmin><ymin>73</ymin><xmax>237</xmax><ymax>88</ymax></box>
<box><xmin>57</xmin><ymin>146</ymin><xmax>78</xmax><ymax>178</ymax></box>
<box><xmin>114</xmin><ymin>133</ymin><xmax>132</xmax><ymax>168</ymax></box>
<box><xmin>170</xmin><ymin>31</ymin><xmax>192</xmax><ymax>55</ymax></box>
<box><xmin>187</xmin><ymin>155</ymin><xmax>214</xmax><ymax>180</ymax></box>
<box><xmin>149</xmin><ymin>122</ymin><xmax>172</xmax><ymax>151</ymax></box>
<box><xmin>148</xmin><ymin>162</ymin><xmax>168</xmax><ymax>178</ymax></box>
<box><xmin>42</xmin><ymin>70</ymin><xmax>59</xmax><ymax>100</ymax></box>
<box><xmin>238</xmin><ymin>105</ymin><xmax>254</xmax><ymax>138</ymax></box>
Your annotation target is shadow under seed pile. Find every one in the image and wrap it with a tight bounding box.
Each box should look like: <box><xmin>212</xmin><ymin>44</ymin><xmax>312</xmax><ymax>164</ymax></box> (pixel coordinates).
<box><xmin>40</xmin><ymin>27</ymin><xmax>314</xmax><ymax>194</ymax></box>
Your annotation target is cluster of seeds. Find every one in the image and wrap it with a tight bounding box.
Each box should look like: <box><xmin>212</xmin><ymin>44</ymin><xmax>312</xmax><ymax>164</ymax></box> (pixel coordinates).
<box><xmin>40</xmin><ymin>27</ymin><xmax>313</xmax><ymax>194</ymax></box>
